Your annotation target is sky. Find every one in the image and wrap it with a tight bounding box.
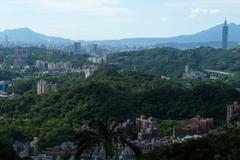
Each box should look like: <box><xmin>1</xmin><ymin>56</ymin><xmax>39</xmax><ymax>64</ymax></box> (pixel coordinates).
<box><xmin>0</xmin><ymin>0</ymin><xmax>240</xmax><ymax>40</ymax></box>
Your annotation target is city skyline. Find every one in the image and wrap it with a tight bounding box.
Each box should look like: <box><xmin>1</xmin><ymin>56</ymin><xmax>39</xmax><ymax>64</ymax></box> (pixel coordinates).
<box><xmin>0</xmin><ymin>0</ymin><xmax>240</xmax><ymax>40</ymax></box>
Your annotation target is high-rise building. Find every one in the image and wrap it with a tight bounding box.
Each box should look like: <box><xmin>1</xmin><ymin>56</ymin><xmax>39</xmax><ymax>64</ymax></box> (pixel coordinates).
<box><xmin>74</xmin><ymin>42</ymin><xmax>81</xmax><ymax>54</ymax></box>
<box><xmin>227</xmin><ymin>101</ymin><xmax>240</xmax><ymax>127</ymax></box>
<box><xmin>37</xmin><ymin>80</ymin><xmax>57</xmax><ymax>95</ymax></box>
<box><xmin>13</xmin><ymin>47</ymin><xmax>31</xmax><ymax>69</ymax></box>
<box><xmin>37</xmin><ymin>80</ymin><xmax>49</xmax><ymax>95</ymax></box>
<box><xmin>4</xmin><ymin>35</ymin><xmax>9</xmax><ymax>47</ymax></box>
<box><xmin>0</xmin><ymin>81</ymin><xmax>9</xmax><ymax>93</ymax></box>
<box><xmin>222</xmin><ymin>19</ymin><xmax>228</xmax><ymax>50</ymax></box>
<box><xmin>135</xmin><ymin>115</ymin><xmax>158</xmax><ymax>140</ymax></box>
<box><xmin>14</xmin><ymin>47</ymin><xmax>31</xmax><ymax>59</ymax></box>
<box><xmin>89</xmin><ymin>44</ymin><xmax>98</xmax><ymax>53</ymax></box>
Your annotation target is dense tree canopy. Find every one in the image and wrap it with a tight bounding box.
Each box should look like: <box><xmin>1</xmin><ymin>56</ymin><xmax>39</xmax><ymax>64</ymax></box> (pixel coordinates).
<box><xmin>142</xmin><ymin>129</ymin><xmax>240</xmax><ymax>160</ymax></box>
<box><xmin>109</xmin><ymin>47</ymin><xmax>240</xmax><ymax>79</ymax></box>
<box><xmin>0</xmin><ymin>69</ymin><xmax>239</xmax><ymax>148</ymax></box>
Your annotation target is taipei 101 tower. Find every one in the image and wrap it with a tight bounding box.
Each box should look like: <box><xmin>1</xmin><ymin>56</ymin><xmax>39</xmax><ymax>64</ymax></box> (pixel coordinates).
<box><xmin>222</xmin><ymin>19</ymin><xmax>228</xmax><ymax>50</ymax></box>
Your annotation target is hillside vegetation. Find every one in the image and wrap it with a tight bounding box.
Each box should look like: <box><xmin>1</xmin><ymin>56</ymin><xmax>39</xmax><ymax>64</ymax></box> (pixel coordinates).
<box><xmin>109</xmin><ymin>47</ymin><xmax>240</xmax><ymax>78</ymax></box>
<box><xmin>142</xmin><ymin>129</ymin><xmax>240</xmax><ymax>160</ymax></box>
<box><xmin>0</xmin><ymin>69</ymin><xmax>239</xmax><ymax>148</ymax></box>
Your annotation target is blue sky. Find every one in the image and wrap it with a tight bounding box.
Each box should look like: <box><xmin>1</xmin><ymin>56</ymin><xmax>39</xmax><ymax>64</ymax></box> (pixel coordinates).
<box><xmin>0</xmin><ymin>0</ymin><xmax>239</xmax><ymax>40</ymax></box>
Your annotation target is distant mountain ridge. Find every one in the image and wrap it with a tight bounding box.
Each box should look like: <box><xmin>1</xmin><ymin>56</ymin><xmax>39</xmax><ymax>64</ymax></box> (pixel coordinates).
<box><xmin>0</xmin><ymin>28</ymin><xmax>73</xmax><ymax>45</ymax></box>
<box><xmin>0</xmin><ymin>23</ymin><xmax>240</xmax><ymax>47</ymax></box>
<box><xmin>86</xmin><ymin>23</ymin><xmax>240</xmax><ymax>46</ymax></box>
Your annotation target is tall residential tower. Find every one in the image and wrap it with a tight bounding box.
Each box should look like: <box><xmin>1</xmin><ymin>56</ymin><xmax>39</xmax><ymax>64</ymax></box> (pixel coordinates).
<box><xmin>74</xmin><ymin>42</ymin><xmax>81</xmax><ymax>54</ymax></box>
<box><xmin>222</xmin><ymin>19</ymin><xmax>228</xmax><ymax>50</ymax></box>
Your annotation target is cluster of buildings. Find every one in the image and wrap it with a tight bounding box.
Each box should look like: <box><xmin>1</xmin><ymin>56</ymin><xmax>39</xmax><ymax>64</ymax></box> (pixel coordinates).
<box><xmin>0</xmin><ymin>19</ymin><xmax>231</xmax><ymax>53</ymax></box>
<box><xmin>82</xmin><ymin>65</ymin><xmax>98</xmax><ymax>78</ymax></box>
<box><xmin>135</xmin><ymin>116</ymin><xmax>159</xmax><ymax>140</ymax></box>
<box><xmin>173</xmin><ymin>116</ymin><xmax>214</xmax><ymax>139</ymax></box>
<box><xmin>183</xmin><ymin>65</ymin><xmax>207</xmax><ymax>80</ymax></box>
<box><xmin>11</xmin><ymin>115</ymin><xmax>218</xmax><ymax>160</ymax></box>
<box><xmin>0</xmin><ymin>81</ymin><xmax>17</xmax><ymax>99</ymax></box>
<box><xmin>68</xmin><ymin>65</ymin><xmax>98</xmax><ymax>78</ymax></box>
<box><xmin>173</xmin><ymin>115</ymin><xmax>214</xmax><ymax>139</ymax></box>
<box><xmin>13</xmin><ymin>137</ymin><xmax>39</xmax><ymax>158</ymax></box>
<box><xmin>88</xmin><ymin>55</ymin><xmax>108</xmax><ymax>64</ymax></box>
<box><xmin>35</xmin><ymin>60</ymin><xmax>98</xmax><ymax>78</ymax></box>
<box><xmin>72</xmin><ymin>42</ymin><xmax>104</xmax><ymax>55</ymax></box>
<box><xmin>35</xmin><ymin>61</ymin><xmax>98</xmax><ymax>79</ymax></box>
<box><xmin>14</xmin><ymin>140</ymin><xmax>137</xmax><ymax>160</ymax></box>
<box><xmin>37</xmin><ymin>80</ymin><xmax>58</xmax><ymax>95</ymax></box>
<box><xmin>183</xmin><ymin>65</ymin><xmax>233</xmax><ymax>81</ymax></box>
<box><xmin>117</xmin><ymin>116</ymin><xmax>171</xmax><ymax>154</ymax></box>
<box><xmin>35</xmin><ymin>59</ymin><xmax>99</xmax><ymax>78</ymax></box>
<box><xmin>118</xmin><ymin>116</ymin><xmax>158</xmax><ymax>141</ymax></box>
<box><xmin>35</xmin><ymin>60</ymin><xmax>72</xmax><ymax>72</ymax></box>
<box><xmin>62</xmin><ymin>42</ymin><xmax>106</xmax><ymax>55</ymax></box>
<box><xmin>68</xmin><ymin>19</ymin><xmax>229</xmax><ymax>54</ymax></box>
<box><xmin>13</xmin><ymin>47</ymin><xmax>32</xmax><ymax>69</ymax></box>
<box><xmin>227</xmin><ymin>101</ymin><xmax>240</xmax><ymax>128</ymax></box>
<box><xmin>71</xmin><ymin>42</ymin><xmax>151</xmax><ymax>55</ymax></box>
<box><xmin>14</xmin><ymin>141</ymin><xmax>77</xmax><ymax>160</ymax></box>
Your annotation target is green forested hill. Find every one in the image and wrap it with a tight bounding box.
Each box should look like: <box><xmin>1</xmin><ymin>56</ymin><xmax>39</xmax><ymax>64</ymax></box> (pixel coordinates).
<box><xmin>2</xmin><ymin>47</ymin><xmax>240</xmax><ymax>156</ymax></box>
<box><xmin>0</xmin><ymin>69</ymin><xmax>240</xmax><ymax>148</ymax></box>
<box><xmin>109</xmin><ymin>47</ymin><xmax>240</xmax><ymax>78</ymax></box>
<box><xmin>1</xmin><ymin>69</ymin><xmax>239</xmax><ymax>122</ymax></box>
<box><xmin>142</xmin><ymin>129</ymin><xmax>240</xmax><ymax>160</ymax></box>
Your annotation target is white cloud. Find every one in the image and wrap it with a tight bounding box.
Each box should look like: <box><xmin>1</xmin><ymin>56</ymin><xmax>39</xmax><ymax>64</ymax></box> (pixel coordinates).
<box><xmin>189</xmin><ymin>8</ymin><xmax>221</xmax><ymax>18</ymax></box>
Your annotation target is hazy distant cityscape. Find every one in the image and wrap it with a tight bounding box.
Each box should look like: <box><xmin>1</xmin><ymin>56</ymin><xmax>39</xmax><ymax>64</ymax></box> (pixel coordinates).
<box><xmin>0</xmin><ymin>19</ymin><xmax>239</xmax><ymax>52</ymax></box>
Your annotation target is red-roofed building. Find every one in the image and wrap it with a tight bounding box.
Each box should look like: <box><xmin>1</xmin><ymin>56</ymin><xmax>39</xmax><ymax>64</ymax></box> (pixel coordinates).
<box><xmin>173</xmin><ymin>115</ymin><xmax>214</xmax><ymax>138</ymax></box>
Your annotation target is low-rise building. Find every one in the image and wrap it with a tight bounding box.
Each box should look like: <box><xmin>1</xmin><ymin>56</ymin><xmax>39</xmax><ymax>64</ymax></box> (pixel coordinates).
<box><xmin>88</xmin><ymin>55</ymin><xmax>108</xmax><ymax>64</ymax></box>
<box><xmin>36</xmin><ymin>60</ymin><xmax>48</xmax><ymax>69</ymax></box>
<box><xmin>183</xmin><ymin>65</ymin><xmax>207</xmax><ymax>80</ymax></box>
<box><xmin>83</xmin><ymin>65</ymin><xmax>98</xmax><ymax>78</ymax></box>
<box><xmin>173</xmin><ymin>115</ymin><xmax>214</xmax><ymax>138</ymax></box>
<box><xmin>35</xmin><ymin>60</ymin><xmax>72</xmax><ymax>72</ymax></box>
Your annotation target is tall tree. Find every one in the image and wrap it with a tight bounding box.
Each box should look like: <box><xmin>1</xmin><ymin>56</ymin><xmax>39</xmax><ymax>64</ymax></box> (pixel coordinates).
<box><xmin>75</xmin><ymin>120</ymin><xmax>141</xmax><ymax>160</ymax></box>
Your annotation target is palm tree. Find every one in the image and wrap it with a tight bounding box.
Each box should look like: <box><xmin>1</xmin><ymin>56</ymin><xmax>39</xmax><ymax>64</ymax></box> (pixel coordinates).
<box><xmin>75</xmin><ymin>119</ymin><xmax>141</xmax><ymax>160</ymax></box>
